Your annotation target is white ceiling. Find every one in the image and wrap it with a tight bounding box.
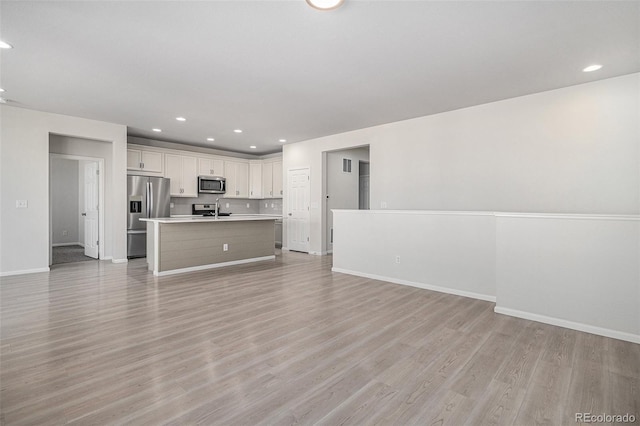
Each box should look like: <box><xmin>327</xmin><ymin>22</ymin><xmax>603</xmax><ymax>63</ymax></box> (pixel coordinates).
<box><xmin>1</xmin><ymin>1</ymin><xmax>638</xmax><ymax>155</ymax></box>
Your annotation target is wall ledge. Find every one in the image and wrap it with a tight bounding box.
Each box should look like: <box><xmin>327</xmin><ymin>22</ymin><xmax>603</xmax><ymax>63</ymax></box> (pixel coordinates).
<box><xmin>333</xmin><ymin>209</ymin><xmax>640</xmax><ymax>221</ymax></box>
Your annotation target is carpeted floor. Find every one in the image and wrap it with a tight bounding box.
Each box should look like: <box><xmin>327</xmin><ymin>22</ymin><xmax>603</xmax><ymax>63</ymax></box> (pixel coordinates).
<box><xmin>52</xmin><ymin>245</ymin><xmax>96</xmax><ymax>265</ymax></box>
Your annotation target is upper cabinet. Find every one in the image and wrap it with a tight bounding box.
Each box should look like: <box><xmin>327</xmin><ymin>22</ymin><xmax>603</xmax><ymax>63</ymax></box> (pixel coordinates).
<box><xmin>262</xmin><ymin>160</ymin><xmax>283</xmax><ymax>198</ymax></box>
<box><xmin>224</xmin><ymin>160</ymin><xmax>249</xmax><ymax>198</ymax></box>
<box><xmin>273</xmin><ymin>160</ymin><xmax>283</xmax><ymax>198</ymax></box>
<box><xmin>198</xmin><ymin>156</ymin><xmax>224</xmax><ymax>177</ymax></box>
<box><xmin>262</xmin><ymin>162</ymin><xmax>274</xmax><ymax>198</ymax></box>
<box><xmin>127</xmin><ymin>148</ymin><xmax>163</xmax><ymax>174</ymax></box>
<box><xmin>165</xmin><ymin>153</ymin><xmax>198</xmax><ymax>197</ymax></box>
<box><xmin>127</xmin><ymin>142</ymin><xmax>282</xmax><ymax>199</ymax></box>
<box><xmin>249</xmin><ymin>162</ymin><xmax>263</xmax><ymax>199</ymax></box>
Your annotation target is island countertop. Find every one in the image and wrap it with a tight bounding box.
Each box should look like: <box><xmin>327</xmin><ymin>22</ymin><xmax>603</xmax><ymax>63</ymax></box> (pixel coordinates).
<box><xmin>141</xmin><ymin>214</ymin><xmax>280</xmax><ymax>224</ymax></box>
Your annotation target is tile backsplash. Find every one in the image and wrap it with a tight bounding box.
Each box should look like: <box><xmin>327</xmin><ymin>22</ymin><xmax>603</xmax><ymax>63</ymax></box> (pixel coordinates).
<box><xmin>170</xmin><ymin>195</ymin><xmax>282</xmax><ymax>215</ymax></box>
<box><xmin>259</xmin><ymin>198</ymin><xmax>283</xmax><ymax>214</ymax></box>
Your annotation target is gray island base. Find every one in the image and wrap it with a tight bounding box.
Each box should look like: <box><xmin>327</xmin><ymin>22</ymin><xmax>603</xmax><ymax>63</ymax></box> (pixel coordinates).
<box><xmin>141</xmin><ymin>216</ymin><xmax>277</xmax><ymax>276</ymax></box>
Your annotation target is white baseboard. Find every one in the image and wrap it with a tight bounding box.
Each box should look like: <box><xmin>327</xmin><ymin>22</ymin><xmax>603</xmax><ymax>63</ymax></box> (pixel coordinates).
<box><xmin>155</xmin><ymin>255</ymin><xmax>275</xmax><ymax>277</ymax></box>
<box><xmin>52</xmin><ymin>242</ymin><xmax>82</xmax><ymax>247</ymax></box>
<box><xmin>111</xmin><ymin>258</ymin><xmax>128</xmax><ymax>264</ymax></box>
<box><xmin>331</xmin><ymin>267</ymin><xmax>496</xmax><ymax>303</ymax></box>
<box><xmin>0</xmin><ymin>267</ymin><xmax>50</xmax><ymax>277</ymax></box>
<box><xmin>309</xmin><ymin>251</ymin><xmax>328</xmax><ymax>256</ymax></box>
<box><xmin>494</xmin><ymin>306</ymin><xmax>640</xmax><ymax>344</ymax></box>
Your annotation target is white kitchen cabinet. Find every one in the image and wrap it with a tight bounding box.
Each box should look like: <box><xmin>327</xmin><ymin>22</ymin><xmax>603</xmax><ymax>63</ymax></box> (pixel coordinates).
<box><xmin>262</xmin><ymin>162</ymin><xmax>274</xmax><ymax>198</ymax></box>
<box><xmin>127</xmin><ymin>148</ymin><xmax>163</xmax><ymax>174</ymax></box>
<box><xmin>260</xmin><ymin>160</ymin><xmax>283</xmax><ymax>198</ymax></box>
<box><xmin>198</xmin><ymin>156</ymin><xmax>224</xmax><ymax>177</ymax></box>
<box><xmin>165</xmin><ymin>153</ymin><xmax>198</xmax><ymax>197</ymax></box>
<box><xmin>249</xmin><ymin>162</ymin><xmax>263</xmax><ymax>199</ymax></box>
<box><xmin>272</xmin><ymin>160</ymin><xmax>283</xmax><ymax>198</ymax></box>
<box><xmin>224</xmin><ymin>160</ymin><xmax>249</xmax><ymax>198</ymax></box>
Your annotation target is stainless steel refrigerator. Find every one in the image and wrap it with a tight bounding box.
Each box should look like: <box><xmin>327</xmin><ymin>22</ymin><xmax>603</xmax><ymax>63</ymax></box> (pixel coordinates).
<box><xmin>127</xmin><ymin>176</ymin><xmax>171</xmax><ymax>258</ymax></box>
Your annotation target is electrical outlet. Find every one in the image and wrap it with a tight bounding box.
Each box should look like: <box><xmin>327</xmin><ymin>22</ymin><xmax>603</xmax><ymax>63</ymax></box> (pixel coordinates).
<box><xmin>265</xmin><ymin>203</ymin><xmax>268</xmax><ymax>208</ymax></box>
<box><xmin>271</xmin><ymin>203</ymin><xmax>275</xmax><ymax>208</ymax></box>
<box><xmin>170</xmin><ymin>202</ymin><xmax>174</xmax><ymax>208</ymax></box>
<box><xmin>246</xmin><ymin>203</ymin><xmax>250</xmax><ymax>208</ymax></box>
<box><xmin>395</xmin><ymin>255</ymin><xmax>401</xmax><ymax>264</ymax></box>
<box><xmin>225</xmin><ymin>203</ymin><xmax>229</xmax><ymax>208</ymax></box>
<box><xmin>15</xmin><ymin>200</ymin><xmax>28</xmax><ymax>208</ymax></box>
<box><xmin>62</xmin><ymin>230</ymin><xmax>68</xmax><ymax>236</ymax></box>
<box><xmin>223</xmin><ymin>243</ymin><xmax>229</xmax><ymax>251</ymax></box>
<box><xmin>381</xmin><ymin>201</ymin><xmax>388</xmax><ymax>209</ymax></box>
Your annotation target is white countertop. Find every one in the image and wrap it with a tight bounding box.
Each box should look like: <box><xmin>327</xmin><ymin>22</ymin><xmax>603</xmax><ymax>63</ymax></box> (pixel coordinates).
<box><xmin>141</xmin><ymin>214</ymin><xmax>280</xmax><ymax>224</ymax></box>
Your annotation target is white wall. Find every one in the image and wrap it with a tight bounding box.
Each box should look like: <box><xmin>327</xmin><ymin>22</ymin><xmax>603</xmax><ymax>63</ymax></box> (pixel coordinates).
<box><xmin>494</xmin><ymin>213</ymin><xmax>639</xmax><ymax>342</ymax></box>
<box><xmin>333</xmin><ymin>210</ymin><xmax>497</xmax><ymax>301</ymax></box>
<box><xmin>50</xmin><ymin>158</ymin><xmax>80</xmax><ymax>245</ymax></box>
<box><xmin>0</xmin><ymin>105</ymin><xmax>127</xmax><ymax>275</ymax></box>
<box><xmin>283</xmin><ymin>74</ymin><xmax>640</xmax><ymax>254</ymax></box>
<box><xmin>333</xmin><ymin>210</ymin><xmax>640</xmax><ymax>343</ymax></box>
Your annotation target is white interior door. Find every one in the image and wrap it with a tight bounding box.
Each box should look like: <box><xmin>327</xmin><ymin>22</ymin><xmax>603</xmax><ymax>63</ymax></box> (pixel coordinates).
<box><xmin>83</xmin><ymin>161</ymin><xmax>99</xmax><ymax>259</ymax></box>
<box><xmin>287</xmin><ymin>168</ymin><xmax>310</xmax><ymax>253</ymax></box>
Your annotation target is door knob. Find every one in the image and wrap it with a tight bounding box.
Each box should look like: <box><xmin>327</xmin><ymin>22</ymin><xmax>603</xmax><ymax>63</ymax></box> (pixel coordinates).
<box><xmin>81</xmin><ymin>213</ymin><xmax>87</xmax><ymax>216</ymax></box>
<box><xmin>288</xmin><ymin>213</ymin><xmax>292</xmax><ymax>216</ymax></box>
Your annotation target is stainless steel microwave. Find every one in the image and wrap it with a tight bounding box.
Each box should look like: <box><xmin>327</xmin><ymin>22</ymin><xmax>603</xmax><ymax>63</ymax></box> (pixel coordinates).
<box><xmin>198</xmin><ymin>176</ymin><xmax>226</xmax><ymax>194</ymax></box>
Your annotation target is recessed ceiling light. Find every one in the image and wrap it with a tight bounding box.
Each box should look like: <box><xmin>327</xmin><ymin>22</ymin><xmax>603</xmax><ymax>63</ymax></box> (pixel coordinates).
<box><xmin>176</xmin><ymin>117</ymin><xmax>186</xmax><ymax>121</ymax></box>
<box><xmin>152</xmin><ymin>128</ymin><xmax>162</xmax><ymax>132</ymax></box>
<box><xmin>306</xmin><ymin>0</ymin><xmax>345</xmax><ymax>10</ymax></box>
<box><xmin>0</xmin><ymin>98</ymin><xmax>6</xmax><ymax>104</ymax></box>
<box><xmin>583</xmin><ymin>64</ymin><xmax>602</xmax><ymax>72</ymax></box>
<box><xmin>0</xmin><ymin>88</ymin><xmax>4</xmax><ymax>93</ymax></box>
<box><xmin>234</xmin><ymin>129</ymin><xmax>243</xmax><ymax>133</ymax></box>
<box><xmin>207</xmin><ymin>137</ymin><xmax>215</xmax><ymax>141</ymax></box>
<box><xmin>279</xmin><ymin>139</ymin><xmax>287</xmax><ymax>143</ymax></box>
<box><xmin>249</xmin><ymin>145</ymin><xmax>257</xmax><ymax>149</ymax></box>
<box><xmin>0</xmin><ymin>41</ymin><xmax>13</xmax><ymax>49</ymax></box>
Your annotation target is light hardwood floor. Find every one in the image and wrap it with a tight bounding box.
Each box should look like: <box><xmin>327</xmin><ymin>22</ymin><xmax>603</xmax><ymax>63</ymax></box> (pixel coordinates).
<box><xmin>1</xmin><ymin>252</ymin><xmax>638</xmax><ymax>425</ymax></box>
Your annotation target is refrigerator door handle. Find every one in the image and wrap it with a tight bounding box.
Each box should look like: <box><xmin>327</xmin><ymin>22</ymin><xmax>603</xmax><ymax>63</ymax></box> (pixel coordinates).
<box><xmin>146</xmin><ymin>181</ymin><xmax>152</xmax><ymax>217</ymax></box>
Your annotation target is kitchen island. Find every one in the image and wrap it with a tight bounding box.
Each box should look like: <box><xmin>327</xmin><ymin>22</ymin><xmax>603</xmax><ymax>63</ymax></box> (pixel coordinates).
<box><xmin>140</xmin><ymin>215</ymin><xmax>278</xmax><ymax>276</ymax></box>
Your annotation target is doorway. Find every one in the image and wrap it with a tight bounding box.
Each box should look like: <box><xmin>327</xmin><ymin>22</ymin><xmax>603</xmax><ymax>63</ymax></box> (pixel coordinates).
<box><xmin>49</xmin><ymin>154</ymin><xmax>104</xmax><ymax>265</ymax></box>
<box><xmin>324</xmin><ymin>146</ymin><xmax>370</xmax><ymax>253</ymax></box>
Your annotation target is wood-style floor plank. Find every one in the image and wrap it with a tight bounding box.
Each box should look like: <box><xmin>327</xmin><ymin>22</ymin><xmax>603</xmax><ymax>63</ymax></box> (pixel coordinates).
<box><xmin>1</xmin><ymin>251</ymin><xmax>638</xmax><ymax>425</ymax></box>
